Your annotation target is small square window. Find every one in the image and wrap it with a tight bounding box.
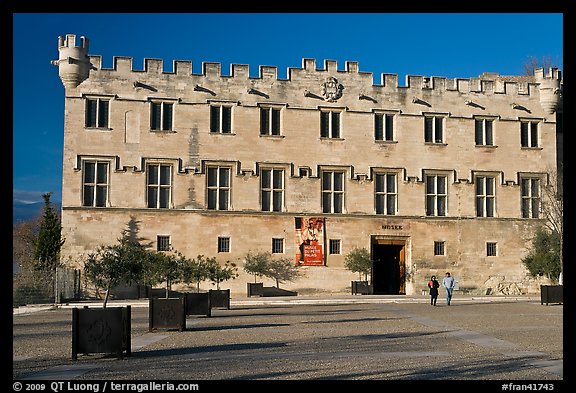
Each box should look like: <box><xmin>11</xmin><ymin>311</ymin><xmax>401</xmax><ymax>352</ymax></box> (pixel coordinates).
<box><xmin>487</xmin><ymin>242</ymin><xmax>497</xmax><ymax>257</ymax></box>
<box><xmin>272</xmin><ymin>238</ymin><xmax>284</xmax><ymax>254</ymax></box>
<box><xmin>434</xmin><ymin>241</ymin><xmax>445</xmax><ymax>256</ymax></box>
<box><xmin>157</xmin><ymin>235</ymin><xmax>170</xmax><ymax>251</ymax></box>
<box><xmin>329</xmin><ymin>239</ymin><xmax>341</xmax><ymax>255</ymax></box>
<box><xmin>218</xmin><ymin>237</ymin><xmax>230</xmax><ymax>253</ymax></box>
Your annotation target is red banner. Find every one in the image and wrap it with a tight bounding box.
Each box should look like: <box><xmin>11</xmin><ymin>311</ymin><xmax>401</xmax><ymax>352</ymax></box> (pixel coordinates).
<box><xmin>295</xmin><ymin>217</ymin><xmax>325</xmax><ymax>266</ymax></box>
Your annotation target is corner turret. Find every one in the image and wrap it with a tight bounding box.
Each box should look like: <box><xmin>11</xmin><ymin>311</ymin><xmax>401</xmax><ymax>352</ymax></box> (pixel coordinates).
<box><xmin>535</xmin><ymin>67</ymin><xmax>562</xmax><ymax>114</ymax></box>
<box><xmin>51</xmin><ymin>34</ymin><xmax>92</xmax><ymax>89</ymax></box>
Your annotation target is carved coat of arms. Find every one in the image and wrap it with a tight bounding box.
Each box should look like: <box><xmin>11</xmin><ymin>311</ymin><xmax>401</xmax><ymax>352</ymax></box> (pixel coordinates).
<box><xmin>321</xmin><ymin>77</ymin><xmax>344</xmax><ymax>102</ymax></box>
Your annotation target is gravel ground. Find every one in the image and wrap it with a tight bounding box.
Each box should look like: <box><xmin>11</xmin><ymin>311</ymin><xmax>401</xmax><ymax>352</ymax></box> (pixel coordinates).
<box><xmin>13</xmin><ymin>296</ymin><xmax>563</xmax><ymax>382</ymax></box>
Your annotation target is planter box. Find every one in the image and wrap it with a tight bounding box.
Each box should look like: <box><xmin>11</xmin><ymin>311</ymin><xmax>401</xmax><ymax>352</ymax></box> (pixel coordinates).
<box><xmin>261</xmin><ymin>286</ymin><xmax>298</xmax><ymax>297</ymax></box>
<box><xmin>184</xmin><ymin>292</ymin><xmax>211</xmax><ymax>317</ymax></box>
<box><xmin>247</xmin><ymin>282</ymin><xmax>264</xmax><ymax>297</ymax></box>
<box><xmin>72</xmin><ymin>306</ymin><xmax>131</xmax><ymax>360</ymax></box>
<box><xmin>351</xmin><ymin>281</ymin><xmax>372</xmax><ymax>295</ymax></box>
<box><xmin>149</xmin><ymin>297</ymin><xmax>186</xmax><ymax>331</ymax></box>
<box><xmin>540</xmin><ymin>285</ymin><xmax>563</xmax><ymax>305</ymax></box>
<box><xmin>209</xmin><ymin>289</ymin><xmax>231</xmax><ymax>309</ymax></box>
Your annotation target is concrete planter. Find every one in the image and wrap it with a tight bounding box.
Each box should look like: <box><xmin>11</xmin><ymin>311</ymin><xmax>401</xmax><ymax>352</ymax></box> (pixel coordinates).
<box><xmin>72</xmin><ymin>306</ymin><xmax>131</xmax><ymax>360</ymax></box>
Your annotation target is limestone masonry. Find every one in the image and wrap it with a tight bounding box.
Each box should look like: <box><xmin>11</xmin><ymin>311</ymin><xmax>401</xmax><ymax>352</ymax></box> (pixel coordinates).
<box><xmin>53</xmin><ymin>34</ymin><xmax>563</xmax><ymax>296</ymax></box>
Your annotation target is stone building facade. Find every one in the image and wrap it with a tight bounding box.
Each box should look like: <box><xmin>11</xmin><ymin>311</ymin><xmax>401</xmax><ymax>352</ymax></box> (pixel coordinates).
<box><xmin>53</xmin><ymin>34</ymin><xmax>562</xmax><ymax>296</ymax></box>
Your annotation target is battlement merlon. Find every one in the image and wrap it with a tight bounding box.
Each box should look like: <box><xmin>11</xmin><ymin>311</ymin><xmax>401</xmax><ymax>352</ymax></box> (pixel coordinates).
<box><xmin>54</xmin><ymin>34</ymin><xmax>563</xmax><ymax>110</ymax></box>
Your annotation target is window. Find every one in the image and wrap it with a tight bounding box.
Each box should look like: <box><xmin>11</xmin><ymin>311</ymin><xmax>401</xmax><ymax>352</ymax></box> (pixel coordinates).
<box><xmin>272</xmin><ymin>238</ymin><xmax>284</xmax><ymax>254</ymax></box>
<box><xmin>476</xmin><ymin>176</ymin><xmax>495</xmax><ymax>217</ymax></box>
<box><xmin>322</xmin><ymin>171</ymin><xmax>344</xmax><ymax>213</ymax></box>
<box><xmin>82</xmin><ymin>160</ymin><xmax>109</xmax><ymax>207</ymax></box>
<box><xmin>424</xmin><ymin>116</ymin><xmax>444</xmax><ymax>143</ymax></box>
<box><xmin>260</xmin><ymin>107</ymin><xmax>281</xmax><ymax>135</ymax></box>
<box><xmin>375</xmin><ymin>173</ymin><xmax>397</xmax><ymax>215</ymax></box>
<box><xmin>434</xmin><ymin>241</ymin><xmax>445</xmax><ymax>256</ymax></box>
<box><xmin>207</xmin><ymin>166</ymin><xmax>231</xmax><ymax>210</ymax></box>
<box><xmin>521</xmin><ymin>177</ymin><xmax>540</xmax><ymax>218</ymax></box>
<box><xmin>329</xmin><ymin>239</ymin><xmax>341</xmax><ymax>255</ymax></box>
<box><xmin>147</xmin><ymin>164</ymin><xmax>172</xmax><ymax>209</ymax></box>
<box><xmin>218</xmin><ymin>237</ymin><xmax>230</xmax><ymax>253</ymax></box>
<box><xmin>475</xmin><ymin>118</ymin><xmax>494</xmax><ymax>146</ymax></box>
<box><xmin>210</xmin><ymin>105</ymin><xmax>232</xmax><ymax>133</ymax></box>
<box><xmin>157</xmin><ymin>235</ymin><xmax>170</xmax><ymax>251</ymax></box>
<box><xmin>487</xmin><ymin>242</ymin><xmax>497</xmax><ymax>257</ymax></box>
<box><xmin>150</xmin><ymin>102</ymin><xmax>173</xmax><ymax>131</ymax></box>
<box><xmin>320</xmin><ymin>110</ymin><xmax>341</xmax><ymax>138</ymax></box>
<box><xmin>261</xmin><ymin>169</ymin><xmax>284</xmax><ymax>212</ymax></box>
<box><xmin>520</xmin><ymin>121</ymin><xmax>539</xmax><ymax>147</ymax></box>
<box><xmin>375</xmin><ymin>113</ymin><xmax>394</xmax><ymax>141</ymax></box>
<box><xmin>426</xmin><ymin>175</ymin><xmax>447</xmax><ymax>216</ymax></box>
<box><xmin>85</xmin><ymin>98</ymin><xmax>110</xmax><ymax>128</ymax></box>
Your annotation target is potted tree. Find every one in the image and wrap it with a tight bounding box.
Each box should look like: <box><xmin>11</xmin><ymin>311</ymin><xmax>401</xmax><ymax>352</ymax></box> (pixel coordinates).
<box><xmin>145</xmin><ymin>250</ymin><xmax>187</xmax><ymax>331</ymax></box>
<box><xmin>181</xmin><ymin>255</ymin><xmax>212</xmax><ymax>317</ymax></box>
<box><xmin>243</xmin><ymin>250</ymin><xmax>270</xmax><ymax>297</ymax></box>
<box><xmin>206</xmin><ymin>258</ymin><xmax>238</xmax><ymax>309</ymax></box>
<box><xmin>344</xmin><ymin>247</ymin><xmax>373</xmax><ymax>295</ymax></box>
<box><xmin>261</xmin><ymin>256</ymin><xmax>300</xmax><ymax>297</ymax></box>
<box><xmin>74</xmin><ymin>231</ymin><xmax>150</xmax><ymax>359</ymax></box>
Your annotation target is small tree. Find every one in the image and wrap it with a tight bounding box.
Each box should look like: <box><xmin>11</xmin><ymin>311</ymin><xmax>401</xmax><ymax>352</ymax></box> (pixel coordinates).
<box><xmin>522</xmin><ymin>227</ymin><xmax>561</xmax><ymax>284</ymax></box>
<box><xmin>206</xmin><ymin>258</ymin><xmax>239</xmax><ymax>290</ymax></box>
<box><xmin>243</xmin><ymin>251</ymin><xmax>271</xmax><ymax>283</ymax></box>
<box><xmin>143</xmin><ymin>250</ymin><xmax>188</xmax><ymax>298</ymax></box>
<box><xmin>182</xmin><ymin>254</ymin><xmax>211</xmax><ymax>292</ymax></box>
<box><xmin>83</xmin><ymin>232</ymin><xmax>151</xmax><ymax>307</ymax></box>
<box><xmin>265</xmin><ymin>257</ymin><xmax>300</xmax><ymax>289</ymax></box>
<box><xmin>33</xmin><ymin>192</ymin><xmax>65</xmax><ymax>276</ymax></box>
<box><xmin>344</xmin><ymin>247</ymin><xmax>372</xmax><ymax>281</ymax></box>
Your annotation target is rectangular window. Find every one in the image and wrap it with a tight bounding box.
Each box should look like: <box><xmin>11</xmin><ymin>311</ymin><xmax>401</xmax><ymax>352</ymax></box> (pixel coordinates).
<box><xmin>476</xmin><ymin>176</ymin><xmax>495</xmax><ymax>217</ymax></box>
<box><xmin>329</xmin><ymin>239</ymin><xmax>341</xmax><ymax>255</ymax></box>
<box><xmin>475</xmin><ymin>119</ymin><xmax>494</xmax><ymax>146</ymax></box>
<box><xmin>322</xmin><ymin>171</ymin><xmax>344</xmax><ymax>213</ymax></box>
<box><xmin>157</xmin><ymin>235</ymin><xmax>170</xmax><ymax>252</ymax></box>
<box><xmin>218</xmin><ymin>237</ymin><xmax>230</xmax><ymax>253</ymax></box>
<box><xmin>434</xmin><ymin>241</ymin><xmax>445</xmax><ymax>256</ymax></box>
<box><xmin>320</xmin><ymin>111</ymin><xmax>341</xmax><ymax>138</ymax></box>
<box><xmin>82</xmin><ymin>160</ymin><xmax>109</xmax><ymax>207</ymax></box>
<box><xmin>487</xmin><ymin>242</ymin><xmax>497</xmax><ymax>257</ymax></box>
<box><xmin>272</xmin><ymin>238</ymin><xmax>284</xmax><ymax>254</ymax></box>
<box><xmin>375</xmin><ymin>113</ymin><xmax>394</xmax><ymax>141</ymax></box>
<box><xmin>520</xmin><ymin>121</ymin><xmax>539</xmax><ymax>147</ymax></box>
<box><xmin>426</xmin><ymin>175</ymin><xmax>447</xmax><ymax>216</ymax></box>
<box><xmin>85</xmin><ymin>98</ymin><xmax>110</xmax><ymax>128</ymax></box>
<box><xmin>151</xmin><ymin>102</ymin><xmax>173</xmax><ymax>131</ymax></box>
<box><xmin>260</xmin><ymin>107</ymin><xmax>281</xmax><ymax>135</ymax></box>
<box><xmin>147</xmin><ymin>164</ymin><xmax>172</xmax><ymax>209</ymax></box>
<box><xmin>207</xmin><ymin>166</ymin><xmax>231</xmax><ymax>210</ymax></box>
<box><xmin>375</xmin><ymin>173</ymin><xmax>397</xmax><ymax>215</ymax></box>
<box><xmin>261</xmin><ymin>169</ymin><xmax>284</xmax><ymax>212</ymax></box>
<box><xmin>210</xmin><ymin>105</ymin><xmax>232</xmax><ymax>133</ymax></box>
<box><xmin>424</xmin><ymin>116</ymin><xmax>444</xmax><ymax>143</ymax></box>
<box><xmin>521</xmin><ymin>177</ymin><xmax>540</xmax><ymax>218</ymax></box>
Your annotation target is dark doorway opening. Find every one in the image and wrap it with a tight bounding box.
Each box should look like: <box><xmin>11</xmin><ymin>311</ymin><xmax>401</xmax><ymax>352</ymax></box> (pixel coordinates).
<box><xmin>371</xmin><ymin>241</ymin><xmax>405</xmax><ymax>295</ymax></box>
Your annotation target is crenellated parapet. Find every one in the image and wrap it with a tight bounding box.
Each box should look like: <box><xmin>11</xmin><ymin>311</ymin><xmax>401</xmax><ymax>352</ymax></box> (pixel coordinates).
<box><xmin>56</xmin><ymin>34</ymin><xmax>562</xmax><ymax>115</ymax></box>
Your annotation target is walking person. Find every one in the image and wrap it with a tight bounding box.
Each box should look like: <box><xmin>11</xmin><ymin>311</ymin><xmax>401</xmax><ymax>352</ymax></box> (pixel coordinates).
<box><xmin>428</xmin><ymin>275</ymin><xmax>440</xmax><ymax>306</ymax></box>
<box><xmin>442</xmin><ymin>272</ymin><xmax>455</xmax><ymax>305</ymax></box>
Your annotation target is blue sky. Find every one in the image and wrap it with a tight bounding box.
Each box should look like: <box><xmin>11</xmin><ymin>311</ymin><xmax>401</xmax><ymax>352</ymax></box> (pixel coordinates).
<box><xmin>12</xmin><ymin>13</ymin><xmax>563</xmax><ymax>204</ymax></box>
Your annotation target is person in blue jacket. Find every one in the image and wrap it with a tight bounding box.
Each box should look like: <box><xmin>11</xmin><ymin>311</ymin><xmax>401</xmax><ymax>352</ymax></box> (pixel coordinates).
<box><xmin>442</xmin><ymin>272</ymin><xmax>455</xmax><ymax>305</ymax></box>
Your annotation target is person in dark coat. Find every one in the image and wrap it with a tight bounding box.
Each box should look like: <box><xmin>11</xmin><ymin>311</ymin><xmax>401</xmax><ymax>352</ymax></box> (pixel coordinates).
<box><xmin>428</xmin><ymin>275</ymin><xmax>440</xmax><ymax>306</ymax></box>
